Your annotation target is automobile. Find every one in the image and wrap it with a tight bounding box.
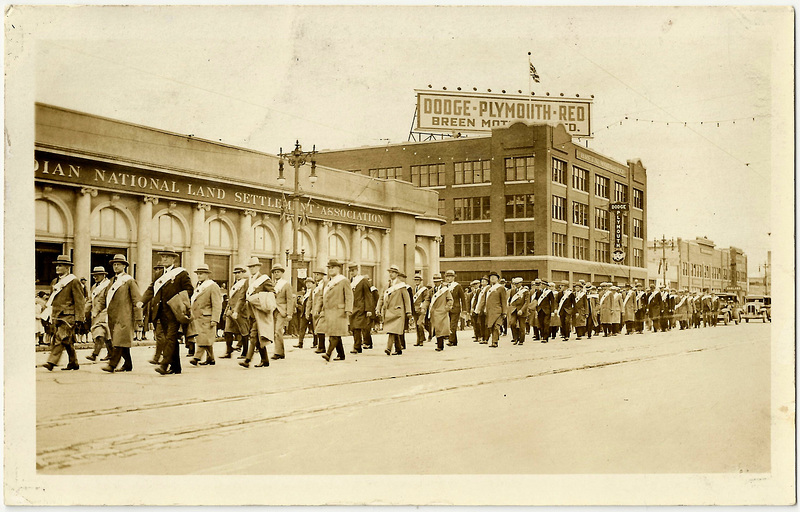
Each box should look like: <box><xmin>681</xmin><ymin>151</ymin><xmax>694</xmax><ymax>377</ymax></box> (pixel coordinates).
<box><xmin>742</xmin><ymin>295</ymin><xmax>771</xmax><ymax>322</ymax></box>
<box><xmin>715</xmin><ymin>293</ymin><xmax>741</xmax><ymax>325</ymax></box>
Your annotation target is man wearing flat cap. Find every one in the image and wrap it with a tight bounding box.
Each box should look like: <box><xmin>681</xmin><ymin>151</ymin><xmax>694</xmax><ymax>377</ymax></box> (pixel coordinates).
<box><xmin>40</xmin><ymin>255</ymin><xmax>86</xmax><ymax>371</ymax></box>
<box><xmin>508</xmin><ymin>277</ymin><xmax>528</xmax><ymax>345</ymax></box>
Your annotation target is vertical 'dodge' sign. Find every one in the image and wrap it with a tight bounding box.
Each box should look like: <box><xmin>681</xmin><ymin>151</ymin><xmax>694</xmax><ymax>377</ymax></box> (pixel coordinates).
<box><xmin>610</xmin><ymin>203</ymin><xmax>628</xmax><ymax>262</ymax></box>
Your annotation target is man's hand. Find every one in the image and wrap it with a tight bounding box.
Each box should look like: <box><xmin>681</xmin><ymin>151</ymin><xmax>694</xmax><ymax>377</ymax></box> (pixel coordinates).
<box><xmin>366</xmin><ymin>312</ymin><xmax>373</xmax><ymax>317</ymax></box>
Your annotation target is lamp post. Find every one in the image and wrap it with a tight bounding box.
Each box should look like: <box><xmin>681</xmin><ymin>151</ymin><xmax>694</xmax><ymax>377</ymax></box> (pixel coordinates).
<box><xmin>653</xmin><ymin>235</ymin><xmax>675</xmax><ymax>288</ymax></box>
<box><xmin>278</xmin><ymin>140</ymin><xmax>317</xmax><ymax>290</ymax></box>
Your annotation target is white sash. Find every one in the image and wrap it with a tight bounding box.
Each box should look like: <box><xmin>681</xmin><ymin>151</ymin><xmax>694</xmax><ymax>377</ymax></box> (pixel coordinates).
<box><xmin>229</xmin><ymin>278</ymin><xmax>246</xmax><ymax>298</ymax></box>
<box><xmin>275</xmin><ymin>278</ymin><xmax>289</xmax><ymax>295</ymax></box>
<box><xmin>191</xmin><ymin>279</ymin><xmax>215</xmax><ymax>305</ymax></box>
<box><xmin>41</xmin><ymin>274</ymin><xmax>77</xmax><ymax>322</ymax></box>
<box><xmin>676</xmin><ymin>296</ymin><xmax>688</xmax><ymax>309</ymax></box>
<box><xmin>413</xmin><ymin>285</ymin><xmax>428</xmax><ymax>302</ymax></box>
<box><xmin>428</xmin><ymin>285</ymin><xmax>449</xmax><ymax>318</ymax></box>
<box><xmin>106</xmin><ymin>274</ymin><xmax>133</xmax><ymax>307</ymax></box>
<box><xmin>351</xmin><ymin>274</ymin><xmax>364</xmax><ymax>290</ymax></box>
<box><xmin>324</xmin><ymin>274</ymin><xmax>347</xmax><ymax>297</ymax></box>
<box><xmin>247</xmin><ymin>274</ymin><xmax>270</xmax><ymax>297</ymax></box>
<box><xmin>599</xmin><ymin>291</ymin><xmax>610</xmax><ymax>308</ymax></box>
<box><xmin>91</xmin><ymin>279</ymin><xmax>110</xmax><ymax>301</ymax></box>
<box><xmin>473</xmin><ymin>287</ymin><xmax>488</xmax><ymax>314</ymax></box>
<box><xmin>557</xmin><ymin>290</ymin><xmax>572</xmax><ymax>313</ymax></box>
<box><xmin>303</xmin><ymin>289</ymin><xmax>312</xmax><ymax>302</ymax></box>
<box><xmin>154</xmin><ymin>266</ymin><xmax>186</xmax><ymax>295</ymax></box>
<box><xmin>447</xmin><ymin>281</ymin><xmax>458</xmax><ymax>292</ymax></box>
<box><xmin>510</xmin><ymin>288</ymin><xmax>526</xmax><ymax>305</ymax></box>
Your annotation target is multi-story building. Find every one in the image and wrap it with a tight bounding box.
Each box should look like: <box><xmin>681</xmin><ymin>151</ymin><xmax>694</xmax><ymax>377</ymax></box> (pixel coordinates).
<box><xmin>34</xmin><ymin>104</ymin><xmax>443</xmax><ymax>293</ymax></box>
<box><xmin>647</xmin><ymin>236</ymin><xmax>748</xmax><ymax>296</ymax></box>
<box><xmin>316</xmin><ymin>122</ymin><xmax>648</xmax><ymax>286</ymax></box>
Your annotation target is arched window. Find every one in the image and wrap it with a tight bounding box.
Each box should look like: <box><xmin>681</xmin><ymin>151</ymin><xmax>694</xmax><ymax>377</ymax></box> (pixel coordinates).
<box><xmin>207</xmin><ymin>218</ymin><xmax>232</xmax><ymax>248</ymax></box>
<box><xmin>35</xmin><ymin>199</ymin><xmax>66</xmax><ymax>235</ymax></box>
<box><xmin>328</xmin><ymin>233</ymin><xmax>347</xmax><ymax>260</ymax></box>
<box><xmin>155</xmin><ymin>213</ymin><xmax>185</xmax><ymax>246</ymax></box>
<box><xmin>297</xmin><ymin>230</ymin><xmax>314</xmax><ymax>256</ymax></box>
<box><xmin>253</xmin><ymin>224</ymin><xmax>276</xmax><ymax>254</ymax></box>
<box><xmin>361</xmin><ymin>238</ymin><xmax>378</xmax><ymax>262</ymax></box>
<box><xmin>415</xmin><ymin>246</ymin><xmax>427</xmax><ymax>268</ymax></box>
<box><xmin>91</xmin><ymin>207</ymin><xmax>131</xmax><ymax>240</ymax></box>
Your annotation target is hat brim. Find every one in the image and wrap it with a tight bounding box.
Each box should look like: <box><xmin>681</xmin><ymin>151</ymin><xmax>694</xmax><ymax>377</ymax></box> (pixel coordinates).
<box><xmin>53</xmin><ymin>261</ymin><xmax>74</xmax><ymax>266</ymax></box>
<box><xmin>110</xmin><ymin>260</ymin><xmax>129</xmax><ymax>266</ymax></box>
<box><xmin>158</xmin><ymin>251</ymin><xmax>179</xmax><ymax>257</ymax></box>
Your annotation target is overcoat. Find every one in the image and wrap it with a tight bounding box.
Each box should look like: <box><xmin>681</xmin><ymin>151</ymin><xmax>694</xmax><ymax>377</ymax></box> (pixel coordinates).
<box><xmin>224</xmin><ymin>277</ymin><xmax>249</xmax><ymax>334</ymax></box>
<box><xmin>45</xmin><ymin>273</ymin><xmax>87</xmax><ymax>344</ymax></box>
<box><xmin>106</xmin><ymin>274</ymin><xmax>143</xmax><ymax>348</ymax></box>
<box><xmin>599</xmin><ymin>290</ymin><xmax>614</xmax><ymax>324</ymax></box>
<box><xmin>381</xmin><ymin>282</ymin><xmax>412</xmax><ymax>334</ymax></box>
<box><xmin>243</xmin><ymin>272</ymin><xmax>276</xmax><ymax>342</ymax></box>
<box><xmin>350</xmin><ymin>275</ymin><xmax>375</xmax><ymax>330</ymax></box>
<box><xmin>484</xmin><ymin>284</ymin><xmax>508</xmax><ymax>329</ymax></box>
<box><xmin>550</xmin><ymin>290</ymin><xmax>562</xmax><ymax>328</ymax></box>
<box><xmin>572</xmin><ymin>291</ymin><xmax>589</xmax><ymax>327</ymax></box>
<box><xmin>412</xmin><ymin>284</ymin><xmax>431</xmax><ymax>320</ymax></box>
<box><xmin>189</xmin><ymin>279</ymin><xmax>222</xmax><ymax>347</ymax></box>
<box><xmin>319</xmin><ymin>274</ymin><xmax>354</xmax><ymax>337</ymax></box>
<box><xmin>310</xmin><ymin>278</ymin><xmax>327</xmax><ymax>332</ymax></box>
<box><xmin>611</xmin><ymin>291</ymin><xmax>623</xmax><ymax>324</ymax></box>
<box><xmin>622</xmin><ymin>291</ymin><xmax>637</xmax><ymax>322</ymax></box>
<box><xmin>141</xmin><ymin>266</ymin><xmax>193</xmax><ymax>323</ymax></box>
<box><xmin>556</xmin><ymin>289</ymin><xmax>576</xmax><ymax>317</ymax></box>
<box><xmin>647</xmin><ymin>292</ymin><xmax>664</xmax><ymax>319</ymax></box>
<box><xmin>447</xmin><ymin>281</ymin><xmax>467</xmax><ymax>316</ymax></box>
<box><xmin>587</xmin><ymin>293</ymin><xmax>600</xmax><ymax>326</ymax></box>
<box><xmin>427</xmin><ymin>285</ymin><xmax>453</xmax><ymax>337</ymax></box>
<box><xmin>527</xmin><ymin>289</ymin><xmax>540</xmax><ymax>328</ymax></box>
<box><xmin>508</xmin><ymin>287</ymin><xmax>529</xmax><ymax>326</ymax></box>
<box><xmin>674</xmin><ymin>295</ymin><xmax>691</xmax><ymax>322</ymax></box>
<box><xmin>89</xmin><ymin>279</ymin><xmax>111</xmax><ymax>339</ymax></box>
<box><xmin>274</xmin><ymin>278</ymin><xmax>295</xmax><ymax>318</ymax></box>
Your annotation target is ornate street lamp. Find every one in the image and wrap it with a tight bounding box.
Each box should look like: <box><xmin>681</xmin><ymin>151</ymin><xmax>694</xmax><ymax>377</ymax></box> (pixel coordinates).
<box><xmin>278</xmin><ymin>140</ymin><xmax>317</xmax><ymax>289</ymax></box>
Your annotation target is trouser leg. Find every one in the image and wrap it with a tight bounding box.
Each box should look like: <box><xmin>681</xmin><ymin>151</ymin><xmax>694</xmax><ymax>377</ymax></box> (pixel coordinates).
<box><xmin>92</xmin><ymin>335</ymin><xmax>106</xmax><ymax>356</ymax></box>
<box><xmin>273</xmin><ymin>314</ymin><xmax>286</xmax><ymax>357</ymax></box>
<box><xmin>448</xmin><ymin>312</ymin><xmax>459</xmax><ymax>345</ymax></box>
<box><xmin>224</xmin><ymin>332</ymin><xmax>234</xmax><ymax>355</ymax></box>
<box><xmin>352</xmin><ymin>328</ymin><xmax>363</xmax><ymax>352</ymax></box>
<box><xmin>108</xmin><ymin>346</ymin><xmax>122</xmax><ymax>369</ymax></box>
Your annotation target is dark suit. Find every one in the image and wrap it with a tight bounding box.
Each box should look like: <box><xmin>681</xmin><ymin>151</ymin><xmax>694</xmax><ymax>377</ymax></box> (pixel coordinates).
<box><xmin>557</xmin><ymin>290</ymin><xmax>576</xmax><ymax>340</ymax></box>
<box><xmin>350</xmin><ymin>275</ymin><xmax>375</xmax><ymax>352</ymax></box>
<box><xmin>142</xmin><ymin>266</ymin><xmax>193</xmax><ymax>374</ymax></box>
<box><xmin>46</xmin><ymin>274</ymin><xmax>86</xmax><ymax>367</ymax></box>
<box><xmin>446</xmin><ymin>281</ymin><xmax>467</xmax><ymax>345</ymax></box>
<box><xmin>536</xmin><ymin>289</ymin><xmax>555</xmax><ymax>342</ymax></box>
<box><xmin>646</xmin><ymin>290</ymin><xmax>663</xmax><ymax>332</ymax></box>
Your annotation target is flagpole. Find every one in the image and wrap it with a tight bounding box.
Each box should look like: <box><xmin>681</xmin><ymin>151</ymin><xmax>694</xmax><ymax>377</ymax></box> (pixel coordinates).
<box><xmin>527</xmin><ymin>52</ymin><xmax>533</xmax><ymax>124</ymax></box>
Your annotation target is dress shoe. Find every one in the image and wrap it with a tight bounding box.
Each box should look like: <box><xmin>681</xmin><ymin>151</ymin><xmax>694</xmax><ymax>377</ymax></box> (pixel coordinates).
<box><xmin>186</xmin><ymin>352</ymin><xmax>195</xmax><ymax>357</ymax></box>
<box><xmin>115</xmin><ymin>367</ymin><xmax>133</xmax><ymax>372</ymax></box>
<box><xmin>314</xmin><ymin>349</ymin><xmax>325</xmax><ymax>354</ymax></box>
<box><xmin>270</xmin><ymin>354</ymin><xmax>285</xmax><ymax>360</ymax></box>
<box><xmin>101</xmin><ymin>364</ymin><xmax>115</xmax><ymax>372</ymax></box>
<box><xmin>154</xmin><ymin>366</ymin><xmax>169</xmax><ymax>375</ymax></box>
<box><xmin>86</xmin><ymin>354</ymin><xmax>97</xmax><ymax>361</ymax></box>
<box><xmin>384</xmin><ymin>349</ymin><xmax>391</xmax><ymax>356</ymax></box>
<box><xmin>363</xmin><ymin>345</ymin><xmax>373</xmax><ymax>349</ymax></box>
<box><xmin>237</xmin><ymin>355</ymin><xmax>247</xmax><ymax>359</ymax></box>
<box><xmin>350</xmin><ymin>350</ymin><xmax>361</xmax><ymax>354</ymax></box>
<box><xmin>220</xmin><ymin>353</ymin><xmax>232</xmax><ymax>359</ymax></box>
<box><xmin>100</xmin><ymin>355</ymin><xmax>111</xmax><ymax>361</ymax></box>
<box><xmin>321</xmin><ymin>354</ymin><xmax>330</xmax><ymax>361</ymax></box>
<box><xmin>435</xmin><ymin>348</ymin><xmax>443</xmax><ymax>352</ymax></box>
<box><xmin>199</xmin><ymin>360</ymin><xmax>215</xmax><ymax>366</ymax></box>
<box><xmin>394</xmin><ymin>351</ymin><xmax>402</xmax><ymax>355</ymax></box>
<box><xmin>42</xmin><ymin>362</ymin><xmax>55</xmax><ymax>371</ymax></box>
<box><xmin>255</xmin><ymin>361</ymin><xmax>269</xmax><ymax>367</ymax></box>
<box><xmin>293</xmin><ymin>343</ymin><xmax>303</xmax><ymax>348</ymax></box>
<box><xmin>148</xmin><ymin>359</ymin><xmax>159</xmax><ymax>365</ymax></box>
<box><xmin>62</xmin><ymin>363</ymin><xmax>80</xmax><ymax>371</ymax></box>
<box><xmin>333</xmin><ymin>356</ymin><xmax>345</xmax><ymax>361</ymax></box>
<box><xmin>189</xmin><ymin>358</ymin><xmax>199</xmax><ymax>366</ymax></box>
<box><xmin>541</xmin><ymin>340</ymin><xmax>548</xmax><ymax>343</ymax></box>
<box><xmin>239</xmin><ymin>359</ymin><xmax>251</xmax><ymax>368</ymax></box>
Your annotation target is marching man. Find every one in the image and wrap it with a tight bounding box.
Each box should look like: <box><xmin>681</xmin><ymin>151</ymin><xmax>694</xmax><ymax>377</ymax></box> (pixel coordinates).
<box><xmin>188</xmin><ymin>263</ymin><xmax>223</xmax><ymax>367</ymax></box>
<box><xmin>41</xmin><ymin>255</ymin><xmax>86</xmax><ymax>371</ymax></box>
<box><xmin>101</xmin><ymin>254</ymin><xmax>142</xmax><ymax>372</ymax></box>
<box><xmin>427</xmin><ymin>273</ymin><xmax>453</xmax><ymax>351</ymax></box>
<box><xmin>239</xmin><ymin>257</ymin><xmax>275</xmax><ymax>368</ymax></box>
<box><xmin>310</xmin><ymin>268</ymin><xmax>328</xmax><ymax>354</ymax></box>
<box><xmin>85</xmin><ymin>266</ymin><xmax>111</xmax><ymax>362</ymax></box>
<box><xmin>412</xmin><ymin>273</ymin><xmax>431</xmax><ymax>346</ymax></box>
<box><xmin>380</xmin><ymin>264</ymin><xmax>412</xmax><ymax>356</ymax></box>
<box><xmin>321</xmin><ymin>259</ymin><xmax>353</xmax><ymax>362</ymax></box>
<box><xmin>483</xmin><ymin>271</ymin><xmax>508</xmax><ymax>348</ymax></box>
<box><xmin>349</xmin><ymin>263</ymin><xmax>376</xmax><ymax>354</ymax></box>
<box><xmin>507</xmin><ymin>277</ymin><xmax>528</xmax><ymax>345</ymax></box>
<box><xmin>222</xmin><ymin>264</ymin><xmax>249</xmax><ymax>358</ymax></box>
<box><xmin>270</xmin><ymin>263</ymin><xmax>294</xmax><ymax>360</ymax></box>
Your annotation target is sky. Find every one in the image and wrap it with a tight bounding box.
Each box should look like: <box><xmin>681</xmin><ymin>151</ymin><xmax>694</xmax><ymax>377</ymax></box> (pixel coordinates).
<box><xmin>25</xmin><ymin>5</ymin><xmax>791</xmax><ymax>275</ymax></box>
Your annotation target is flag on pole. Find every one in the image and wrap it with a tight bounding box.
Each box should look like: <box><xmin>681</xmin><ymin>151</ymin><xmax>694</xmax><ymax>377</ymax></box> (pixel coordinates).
<box><xmin>529</xmin><ymin>62</ymin><xmax>540</xmax><ymax>83</ymax></box>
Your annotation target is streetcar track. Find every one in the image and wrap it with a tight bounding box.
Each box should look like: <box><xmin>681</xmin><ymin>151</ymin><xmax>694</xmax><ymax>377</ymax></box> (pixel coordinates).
<box><xmin>36</xmin><ymin>340</ymin><xmax>739</xmax><ymax>471</ymax></box>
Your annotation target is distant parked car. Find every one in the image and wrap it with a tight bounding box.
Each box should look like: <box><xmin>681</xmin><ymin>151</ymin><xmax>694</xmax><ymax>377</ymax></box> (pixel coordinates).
<box><xmin>716</xmin><ymin>293</ymin><xmax>741</xmax><ymax>325</ymax></box>
<box><xmin>743</xmin><ymin>295</ymin><xmax>771</xmax><ymax>322</ymax></box>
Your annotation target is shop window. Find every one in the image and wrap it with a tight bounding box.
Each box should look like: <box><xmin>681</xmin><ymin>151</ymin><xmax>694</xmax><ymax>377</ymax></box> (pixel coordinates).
<box><xmin>252</xmin><ymin>224</ymin><xmax>275</xmax><ymax>254</ymax></box>
<box><xmin>36</xmin><ymin>199</ymin><xmax>66</xmax><ymax>235</ymax></box>
<box><xmin>92</xmin><ymin>207</ymin><xmax>130</xmax><ymax>240</ymax></box>
<box><xmin>207</xmin><ymin>218</ymin><xmax>232</xmax><ymax>248</ymax></box>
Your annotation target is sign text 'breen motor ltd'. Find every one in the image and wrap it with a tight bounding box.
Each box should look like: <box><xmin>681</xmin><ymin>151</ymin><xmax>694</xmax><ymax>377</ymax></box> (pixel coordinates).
<box><xmin>34</xmin><ymin>155</ymin><xmax>388</xmax><ymax>227</ymax></box>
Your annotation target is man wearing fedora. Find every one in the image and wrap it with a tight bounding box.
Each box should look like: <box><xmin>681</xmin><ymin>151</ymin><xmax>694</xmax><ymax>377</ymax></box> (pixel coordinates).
<box><xmin>527</xmin><ymin>279</ymin><xmax>542</xmax><ymax>341</ymax></box>
<box><xmin>535</xmin><ymin>281</ymin><xmax>555</xmax><ymax>343</ymax></box>
<box><xmin>320</xmin><ymin>259</ymin><xmax>353</xmax><ymax>362</ymax></box>
<box><xmin>187</xmin><ymin>263</ymin><xmax>223</xmax><ymax>367</ymax></box>
<box><xmin>223</xmin><ymin>264</ymin><xmax>249</xmax><ymax>358</ymax></box>
<box><xmin>349</xmin><ymin>263</ymin><xmax>376</xmax><ymax>354</ymax></box>
<box><xmin>556</xmin><ymin>280</ymin><xmax>575</xmax><ymax>341</ymax></box>
<box><xmin>294</xmin><ymin>277</ymin><xmax>316</xmax><ymax>349</ymax></box>
<box><xmin>572</xmin><ymin>282</ymin><xmax>589</xmax><ymax>339</ymax></box>
<box><xmin>41</xmin><ymin>255</ymin><xmax>86</xmax><ymax>371</ymax></box>
<box><xmin>140</xmin><ymin>246</ymin><xmax>193</xmax><ymax>375</ymax></box>
<box><xmin>508</xmin><ymin>277</ymin><xmax>528</xmax><ymax>345</ymax></box>
<box><xmin>380</xmin><ymin>264</ymin><xmax>412</xmax><ymax>356</ymax></box>
<box><xmin>472</xmin><ymin>276</ymin><xmax>490</xmax><ymax>343</ymax></box>
<box><xmin>483</xmin><ymin>271</ymin><xmax>507</xmax><ymax>348</ymax></box>
<box><xmin>443</xmin><ymin>270</ymin><xmax>467</xmax><ymax>346</ymax></box>
<box><xmin>270</xmin><ymin>263</ymin><xmax>294</xmax><ymax>360</ymax></box>
<box><xmin>427</xmin><ymin>272</ymin><xmax>453</xmax><ymax>351</ymax></box>
<box><xmin>86</xmin><ymin>266</ymin><xmax>112</xmax><ymax>362</ymax></box>
<box><xmin>101</xmin><ymin>254</ymin><xmax>143</xmax><ymax>372</ymax></box>
<box><xmin>239</xmin><ymin>256</ymin><xmax>275</xmax><ymax>368</ymax></box>
<box><xmin>309</xmin><ymin>267</ymin><xmax>328</xmax><ymax>353</ymax></box>
<box><xmin>412</xmin><ymin>272</ymin><xmax>431</xmax><ymax>346</ymax></box>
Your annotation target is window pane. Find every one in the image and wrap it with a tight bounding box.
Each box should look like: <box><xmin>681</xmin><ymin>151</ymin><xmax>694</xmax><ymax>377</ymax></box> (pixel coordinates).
<box><xmin>506</xmin><ymin>233</ymin><xmax>514</xmax><ymax>255</ymax></box>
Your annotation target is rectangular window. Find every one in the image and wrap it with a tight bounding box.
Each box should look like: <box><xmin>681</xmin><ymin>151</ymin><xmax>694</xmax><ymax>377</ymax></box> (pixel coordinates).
<box><xmin>506</xmin><ymin>232</ymin><xmax>535</xmax><ymax>256</ymax></box>
<box><xmin>633</xmin><ymin>248</ymin><xmax>643</xmax><ymax>267</ymax></box>
<box><xmin>552</xmin><ymin>158</ymin><xmax>566</xmax><ymax>185</ymax></box>
<box><xmin>453</xmin><ymin>196</ymin><xmax>491</xmax><ymax>221</ymax></box>
<box><xmin>595</xmin><ymin>241</ymin><xmax>610</xmax><ymax>263</ymax></box>
<box><xmin>572</xmin><ymin>165</ymin><xmax>589</xmax><ymax>192</ymax></box>
<box><xmin>438</xmin><ymin>199</ymin><xmax>445</xmax><ymax>217</ymax></box>
<box><xmin>369</xmin><ymin>166</ymin><xmax>403</xmax><ymax>180</ymax></box>
<box><xmin>704</xmin><ymin>265</ymin><xmax>710</xmax><ymax>278</ymax></box>
<box><xmin>632</xmin><ymin>217</ymin><xmax>642</xmax><ymax>238</ymax></box>
<box><xmin>454</xmin><ymin>159</ymin><xmax>491</xmax><ymax>185</ymax></box>
<box><xmin>454</xmin><ymin>234</ymin><xmax>490</xmax><ymax>257</ymax></box>
<box><xmin>615</xmin><ymin>182</ymin><xmax>629</xmax><ymax>203</ymax></box>
<box><xmin>440</xmin><ymin>238</ymin><xmax>445</xmax><ymax>258</ymax></box>
<box><xmin>552</xmin><ymin>232</ymin><xmax>566</xmax><ymax>257</ymax></box>
<box><xmin>505</xmin><ymin>155</ymin><xmax>535</xmax><ymax>181</ymax></box>
<box><xmin>622</xmin><ymin>213</ymin><xmax>629</xmax><ymax>236</ymax></box>
<box><xmin>552</xmin><ymin>195</ymin><xmax>566</xmax><ymax>221</ymax></box>
<box><xmin>572</xmin><ymin>202</ymin><xmax>588</xmax><ymax>226</ymax></box>
<box><xmin>595</xmin><ymin>207</ymin><xmax>609</xmax><ymax>231</ymax></box>
<box><xmin>504</xmin><ymin>194</ymin><xmax>535</xmax><ymax>219</ymax></box>
<box><xmin>572</xmin><ymin>237</ymin><xmax>589</xmax><ymax>260</ymax></box>
<box><xmin>633</xmin><ymin>188</ymin><xmax>644</xmax><ymax>209</ymax></box>
<box><xmin>411</xmin><ymin>163</ymin><xmax>445</xmax><ymax>187</ymax></box>
<box><xmin>595</xmin><ymin>175</ymin><xmax>610</xmax><ymax>199</ymax></box>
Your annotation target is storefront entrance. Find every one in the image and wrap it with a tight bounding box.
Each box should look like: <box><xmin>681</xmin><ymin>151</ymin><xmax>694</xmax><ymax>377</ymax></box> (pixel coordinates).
<box><xmin>36</xmin><ymin>241</ymin><xmax>63</xmax><ymax>289</ymax></box>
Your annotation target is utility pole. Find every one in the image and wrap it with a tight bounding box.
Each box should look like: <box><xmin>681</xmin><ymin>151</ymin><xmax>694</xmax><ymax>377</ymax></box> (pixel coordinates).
<box><xmin>653</xmin><ymin>235</ymin><xmax>675</xmax><ymax>288</ymax></box>
<box><xmin>759</xmin><ymin>261</ymin><xmax>771</xmax><ymax>295</ymax></box>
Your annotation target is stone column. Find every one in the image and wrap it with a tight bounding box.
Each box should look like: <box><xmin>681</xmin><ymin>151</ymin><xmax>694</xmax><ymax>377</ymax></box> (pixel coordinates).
<box><xmin>74</xmin><ymin>187</ymin><xmax>97</xmax><ymax>280</ymax></box>
<box><xmin>380</xmin><ymin>228</ymin><xmax>391</xmax><ymax>290</ymax></box>
<box><xmin>137</xmin><ymin>195</ymin><xmax>158</xmax><ymax>287</ymax></box>
<box><xmin>430</xmin><ymin>236</ymin><xmax>441</xmax><ymax>277</ymax></box>
<box><xmin>351</xmin><ymin>225</ymin><xmax>365</xmax><ymax>269</ymax></box>
<box><xmin>191</xmin><ymin>203</ymin><xmax>210</xmax><ymax>281</ymax></box>
<box><xmin>316</xmin><ymin>221</ymin><xmax>331</xmax><ymax>269</ymax></box>
<box><xmin>238</xmin><ymin>209</ymin><xmax>256</xmax><ymax>264</ymax></box>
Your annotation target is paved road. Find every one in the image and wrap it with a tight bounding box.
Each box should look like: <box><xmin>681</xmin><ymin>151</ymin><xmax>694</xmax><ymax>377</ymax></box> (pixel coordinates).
<box><xmin>36</xmin><ymin>323</ymin><xmax>770</xmax><ymax>475</ymax></box>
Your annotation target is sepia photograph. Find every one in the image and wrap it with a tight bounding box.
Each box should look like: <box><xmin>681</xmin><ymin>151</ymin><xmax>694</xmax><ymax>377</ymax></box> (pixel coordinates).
<box><xmin>4</xmin><ymin>4</ymin><xmax>795</xmax><ymax>506</ymax></box>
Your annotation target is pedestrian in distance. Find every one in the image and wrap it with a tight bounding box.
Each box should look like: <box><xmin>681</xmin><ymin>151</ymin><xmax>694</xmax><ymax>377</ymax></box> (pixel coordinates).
<box><xmin>556</xmin><ymin>280</ymin><xmax>575</xmax><ymax>341</ymax></box>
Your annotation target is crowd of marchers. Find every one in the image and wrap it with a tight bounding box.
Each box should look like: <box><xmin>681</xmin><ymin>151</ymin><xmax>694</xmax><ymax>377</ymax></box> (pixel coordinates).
<box><xmin>37</xmin><ymin>249</ymin><xmax>729</xmax><ymax>374</ymax></box>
